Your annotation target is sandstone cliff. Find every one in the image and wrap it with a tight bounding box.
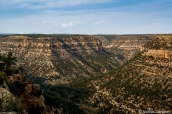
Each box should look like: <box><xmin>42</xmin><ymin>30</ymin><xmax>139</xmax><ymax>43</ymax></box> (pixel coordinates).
<box><xmin>44</xmin><ymin>35</ymin><xmax>172</xmax><ymax>113</ymax></box>
<box><xmin>104</xmin><ymin>35</ymin><xmax>152</xmax><ymax>60</ymax></box>
<box><xmin>0</xmin><ymin>35</ymin><xmax>152</xmax><ymax>84</ymax></box>
<box><xmin>143</xmin><ymin>49</ymin><xmax>172</xmax><ymax>59</ymax></box>
<box><xmin>141</xmin><ymin>35</ymin><xmax>172</xmax><ymax>59</ymax></box>
<box><xmin>0</xmin><ymin>54</ymin><xmax>49</xmax><ymax>114</ymax></box>
<box><xmin>81</xmin><ymin>35</ymin><xmax>172</xmax><ymax>113</ymax></box>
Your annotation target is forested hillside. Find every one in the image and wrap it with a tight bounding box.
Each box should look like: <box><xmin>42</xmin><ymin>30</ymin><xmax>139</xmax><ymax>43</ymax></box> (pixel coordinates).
<box><xmin>0</xmin><ymin>34</ymin><xmax>152</xmax><ymax>84</ymax></box>
<box><xmin>43</xmin><ymin>35</ymin><xmax>172</xmax><ymax>113</ymax></box>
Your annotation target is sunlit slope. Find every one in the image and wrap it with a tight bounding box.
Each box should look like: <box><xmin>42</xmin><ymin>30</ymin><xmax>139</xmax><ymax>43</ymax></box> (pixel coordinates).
<box><xmin>48</xmin><ymin>35</ymin><xmax>172</xmax><ymax>113</ymax></box>
<box><xmin>0</xmin><ymin>34</ymin><xmax>151</xmax><ymax>84</ymax></box>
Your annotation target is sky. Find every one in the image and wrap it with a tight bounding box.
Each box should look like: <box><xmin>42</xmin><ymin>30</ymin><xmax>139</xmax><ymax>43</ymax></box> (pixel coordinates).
<box><xmin>0</xmin><ymin>0</ymin><xmax>172</xmax><ymax>34</ymax></box>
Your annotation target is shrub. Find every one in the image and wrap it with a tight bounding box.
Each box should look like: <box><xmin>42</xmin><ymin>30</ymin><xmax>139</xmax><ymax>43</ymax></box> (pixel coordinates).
<box><xmin>0</xmin><ymin>74</ymin><xmax>5</xmax><ymax>85</ymax></box>
<box><xmin>9</xmin><ymin>81</ymin><xmax>26</xmax><ymax>96</ymax></box>
<box><xmin>0</xmin><ymin>72</ymin><xmax>7</xmax><ymax>85</ymax></box>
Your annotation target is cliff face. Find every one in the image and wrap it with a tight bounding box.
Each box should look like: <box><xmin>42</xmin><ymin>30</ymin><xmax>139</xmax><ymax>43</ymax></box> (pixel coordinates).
<box><xmin>104</xmin><ymin>35</ymin><xmax>152</xmax><ymax>60</ymax></box>
<box><xmin>142</xmin><ymin>34</ymin><xmax>172</xmax><ymax>59</ymax></box>
<box><xmin>143</xmin><ymin>49</ymin><xmax>172</xmax><ymax>59</ymax></box>
<box><xmin>0</xmin><ymin>60</ymin><xmax>47</xmax><ymax>114</ymax></box>
<box><xmin>49</xmin><ymin>35</ymin><xmax>172</xmax><ymax>113</ymax></box>
<box><xmin>0</xmin><ymin>35</ymin><xmax>107</xmax><ymax>84</ymax></box>
<box><xmin>0</xmin><ymin>53</ymin><xmax>67</xmax><ymax>114</ymax></box>
<box><xmin>82</xmin><ymin>35</ymin><xmax>172</xmax><ymax>113</ymax></box>
<box><xmin>0</xmin><ymin>35</ymin><xmax>152</xmax><ymax>84</ymax></box>
<box><xmin>0</xmin><ymin>72</ymin><xmax>52</xmax><ymax>114</ymax></box>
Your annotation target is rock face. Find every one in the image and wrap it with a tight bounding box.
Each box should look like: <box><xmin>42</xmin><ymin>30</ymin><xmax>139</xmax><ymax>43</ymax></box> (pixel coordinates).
<box><xmin>0</xmin><ymin>52</ymin><xmax>53</xmax><ymax>114</ymax></box>
<box><xmin>21</xmin><ymin>84</ymin><xmax>45</xmax><ymax>113</ymax></box>
<box><xmin>56</xmin><ymin>35</ymin><xmax>172</xmax><ymax>113</ymax></box>
<box><xmin>0</xmin><ymin>35</ymin><xmax>106</xmax><ymax>84</ymax></box>
<box><xmin>8</xmin><ymin>74</ymin><xmax>25</xmax><ymax>82</ymax></box>
<box><xmin>0</xmin><ymin>87</ymin><xmax>16</xmax><ymax>113</ymax></box>
<box><xmin>1</xmin><ymin>73</ymin><xmax>47</xmax><ymax>114</ymax></box>
<box><xmin>142</xmin><ymin>35</ymin><xmax>172</xmax><ymax>59</ymax></box>
<box><xmin>8</xmin><ymin>73</ymin><xmax>46</xmax><ymax>113</ymax></box>
<box><xmin>0</xmin><ymin>87</ymin><xmax>13</xmax><ymax>99</ymax></box>
<box><xmin>0</xmin><ymin>35</ymin><xmax>153</xmax><ymax>84</ymax></box>
<box><xmin>104</xmin><ymin>35</ymin><xmax>152</xmax><ymax>60</ymax></box>
<box><xmin>143</xmin><ymin>49</ymin><xmax>172</xmax><ymax>59</ymax></box>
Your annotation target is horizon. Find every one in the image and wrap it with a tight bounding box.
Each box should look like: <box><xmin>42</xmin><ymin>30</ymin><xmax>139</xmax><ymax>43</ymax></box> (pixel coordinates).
<box><xmin>0</xmin><ymin>32</ymin><xmax>172</xmax><ymax>35</ymax></box>
<box><xmin>0</xmin><ymin>0</ymin><xmax>172</xmax><ymax>34</ymax></box>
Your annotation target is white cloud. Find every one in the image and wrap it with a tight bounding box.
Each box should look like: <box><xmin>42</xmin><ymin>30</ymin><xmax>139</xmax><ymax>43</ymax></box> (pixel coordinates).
<box><xmin>61</xmin><ymin>21</ymin><xmax>81</xmax><ymax>28</ymax></box>
<box><xmin>42</xmin><ymin>21</ymin><xmax>49</xmax><ymax>24</ymax></box>
<box><xmin>94</xmin><ymin>20</ymin><xmax>104</xmax><ymax>24</ymax></box>
<box><xmin>1</xmin><ymin>8</ymin><xmax>171</xmax><ymax>34</ymax></box>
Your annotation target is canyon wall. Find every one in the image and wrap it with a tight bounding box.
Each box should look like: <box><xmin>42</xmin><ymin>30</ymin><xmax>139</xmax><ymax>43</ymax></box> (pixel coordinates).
<box><xmin>0</xmin><ymin>35</ymin><xmax>152</xmax><ymax>84</ymax></box>
<box><xmin>142</xmin><ymin>35</ymin><xmax>172</xmax><ymax>59</ymax></box>
<box><xmin>104</xmin><ymin>35</ymin><xmax>152</xmax><ymax>59</ymax></box>
<box><xmin>143</xmin><ymin>49</ymin><xmax>172</xmax><ymax>59</ymax></box>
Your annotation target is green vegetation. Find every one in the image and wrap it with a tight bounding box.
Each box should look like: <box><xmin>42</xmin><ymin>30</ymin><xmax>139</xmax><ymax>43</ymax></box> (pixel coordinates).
<box><xmin>21</xmin><ymin>34</ymin><xmax>87</xmax><ymax>40</ymax></box>
<box><xmin>9</xmin><ymin>81</ymin><xmax>26</xmax><ymax>96</ymax></box>
<box><xmin>0</xmin><ymin>74</ymin><xmax>5</xmax><ymax>85</ymax></box>
<box><xmin>99</xmin><ymin>35</ymin><xmax>117</xmax><ymax>41</ymax></box>
<box><xmin>44</xmin><ymin>91</ymin><xmax>86</xmax><ymax>114</ymax></box>
<box><xmin>2</xmin><ymin>34</ymin><xmax>172</xmax><ymax>113</ymax></box>
<box><xmin>39</xmin><ymin>35</ymin><xmax>172</xmax><ymax>113</ymax></box>
<box><xmin>144</xmin><ymin>36</ymin><xmax>172</xmax><ymax>49</ymax></box>
<box><xmin>0</xmin><ymin>93</ymin><xmax>23</xmax><ymax>112</ymax></box>
<box><xmin>0</xmin><ymin>52</ymin><xmax>23</xmax><ymax>76</ymax></box>
<box><xmin>0</xmin><ymin>53</ymin><xmax>23</xmax><ymax>113</ymax></box>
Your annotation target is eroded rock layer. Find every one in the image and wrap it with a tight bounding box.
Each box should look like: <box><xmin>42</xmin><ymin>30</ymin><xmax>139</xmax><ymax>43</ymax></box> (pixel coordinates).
<box><xmin>0</xmin><ymin>35</ymin><xmax>152</xmax><ymax>84</ymax></box>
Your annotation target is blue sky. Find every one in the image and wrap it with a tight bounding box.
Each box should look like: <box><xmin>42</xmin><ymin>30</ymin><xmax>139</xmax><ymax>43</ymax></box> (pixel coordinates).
<box><xmin>0</xmin><ymin>0</ymin><xmax>172</xmax><ymax>34</ymax></box>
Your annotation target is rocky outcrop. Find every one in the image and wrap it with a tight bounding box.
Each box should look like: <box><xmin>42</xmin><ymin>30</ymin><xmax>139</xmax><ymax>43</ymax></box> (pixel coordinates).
<box><xmin>0</xmin><ymin>61</ymin><xmax>47</xmax><ymax>114</ymax></box>
<box><xmin>5</xmin><ymin>71</ymin><xmax>46</xmax><ymax>113</ymax></box>
<box><xmin>0</xmin><ymin>87</ymin><xmax>16</xmax><ymax>113</ymax></box>
<box><xmin>143</xmin><ymin>49</ymin><xmax>172</xmax><ymax>59</ymax></box>
<box><xmin>21</xmin><ymin>84</ymin><xmax>45</xmax><ymax>113</ymax></box>
<box><xmin>142</xmin><ymin>35</ymin><xmax>172</xmax><ymax>59</ymax></box>
<box><xmin>1</xmin><ymin>72</ymin><xmax>47</xmax><ymax>114</ymax></box>
<box><xmin>0</xmin><ymin>87</ymin><xmax>13</xmax><ymax>100</ymax></box>
<box><xmin>8</xmin><ymin>74</ymin><xmax>25</xmax><ymax>82</ymax></box>
<box><xmin>156</xmin><ymin>35</ymin><xmax>172</xmax><ymax>40</ymax></box>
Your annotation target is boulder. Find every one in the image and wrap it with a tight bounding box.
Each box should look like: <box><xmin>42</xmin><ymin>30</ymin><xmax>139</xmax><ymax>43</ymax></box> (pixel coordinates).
<box><xmin>32</xmin><ymin>84</ymin><xmax>41</xmax><ymax>96</ymax></box>
<box><xmin>0</xmin><ymin>87</ymin><xmax>16</xmax><ymax>112</ymax></box>
<box><xmin>12</xmin><ymin>74</ymin><xmax>25</xmax><ymax>82</ymax></box>
<box><xmin>25</xmin><ymin>84</ymin><xmax>32</xmax><ymax>96</ymax></box>
<box><xmin>37</xmin><ymin>95</ymin><xmax>45</xmax><ymax>108</ymax></box>
<box><xmin>0</xmin><ymin>87</ymin><xmax>12</xmax><ymax>99</ymax></box>
<box><xmin>21</xmin><ymin>84</ymin><xmax>45</xmax><ymax>113</ymax></box>
<box><xmin>8</xmin><ymin>74</ymin><xmax>25</xmax><ymax>83</ymax></box>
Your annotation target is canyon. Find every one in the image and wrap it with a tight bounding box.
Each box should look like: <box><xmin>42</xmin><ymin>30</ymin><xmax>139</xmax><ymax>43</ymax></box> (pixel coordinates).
<box><xmin>0</xmin><ymin>34</ymin><xmax>152</xmax><ymax>84</ymax></box>
<box><xmin>46</xmin><ymin>35</ymin><xmax>172</xmax><ymax>113</ymax></box>
<box><xmin>1</xmin><ymin>34</ymin><xmax>172</xmax><ymax>113</ymax></box>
